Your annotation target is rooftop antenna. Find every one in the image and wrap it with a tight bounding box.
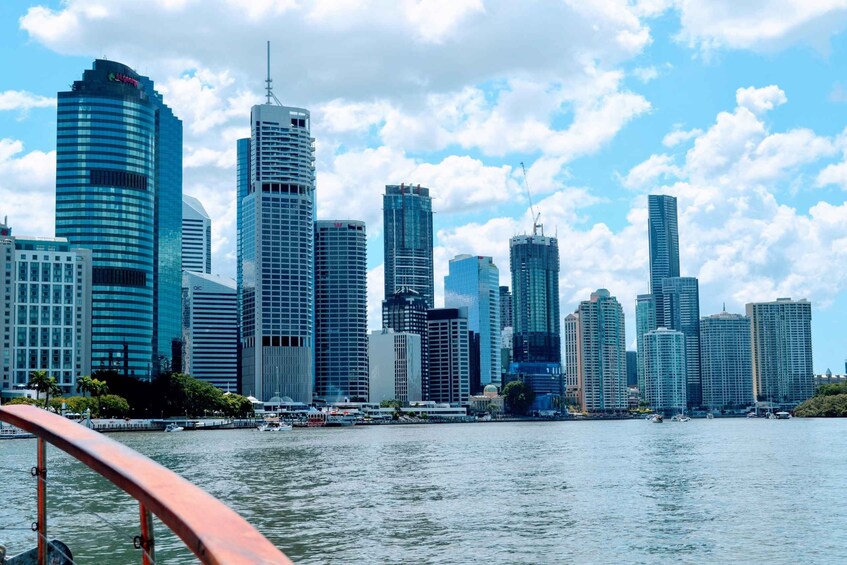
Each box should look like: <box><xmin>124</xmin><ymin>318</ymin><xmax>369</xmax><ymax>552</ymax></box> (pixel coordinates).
<box><xmin>519</xmin><ymin>162</ymin><xmax>543</xmax><ymax>236</ymax></box>
<box><xmin>265</xmin><ymin>40</ymin><xmax>282</xmax><ymax>105</ymax></box>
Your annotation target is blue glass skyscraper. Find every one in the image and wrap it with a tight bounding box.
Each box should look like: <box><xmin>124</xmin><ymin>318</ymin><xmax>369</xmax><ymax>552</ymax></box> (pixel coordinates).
<box><xmin>509</xmin><ymin>235</ymin><xmax>560</xmax><ymax>364</ymax></box>
<box><xmin>56</xmin><ymin>60</ymin><xmax>182</xmax><ymax>379</ymax></box>
<box><xmin>444</xmin><ymin>254</ymin><xmax>500</xmax><ymax>391</ymax></box>
<box><xmin>237</xmin><ymin>101</ymin><xmax>315</xmax><ymax>403</ymax></box>
<box><xmin>383</xmin><ymin>184</ymin><xmax>434</xmax><ymax>308</ymax></box>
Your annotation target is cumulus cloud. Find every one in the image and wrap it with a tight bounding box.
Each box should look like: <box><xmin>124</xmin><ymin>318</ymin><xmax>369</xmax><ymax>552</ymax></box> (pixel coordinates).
<box><xmin>0</xmin><ymin>139</ymin><xmax>56</xmax><ymax>236</ymax></box>
<box><xmin>0</xmin><ymin>90</ymin><xmax>56</xmax><ymax>112</ymax></box>
<box><xmin>735</xmin><ymin>85</ymin><xmax>787</xmax><ymax>114</ymax></box>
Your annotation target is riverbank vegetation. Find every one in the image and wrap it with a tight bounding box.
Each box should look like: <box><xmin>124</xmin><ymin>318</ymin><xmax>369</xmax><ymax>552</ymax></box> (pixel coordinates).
<box><xmin>794</xmin><ymin>383</ymin><xmax>847</xmax><ymax>417</ymax></box>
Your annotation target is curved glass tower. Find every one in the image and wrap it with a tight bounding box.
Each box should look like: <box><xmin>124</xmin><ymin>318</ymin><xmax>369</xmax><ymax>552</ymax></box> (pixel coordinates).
<box><xmin>56</xmin><ymin>60</ymin><xmax>182</xmax><ymax>379</ymax></box>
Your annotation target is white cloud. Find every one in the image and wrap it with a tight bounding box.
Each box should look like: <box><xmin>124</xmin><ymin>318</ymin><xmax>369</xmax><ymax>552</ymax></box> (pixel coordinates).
<box><xmin>620</xmin><ymin>154</ymin><xmax>680</xmax><ymax>189</ymax></box>
<box><xmin>0</xmin><ymin>139</ymin><xmax>56</xmax><ymax>236</ymax></box>
<box><xmin>675</xmin><ymin>0</ymin><xmax>847</xmax><ymax>55</ymax></box>
<box><xmin>632</xmin><ymin>66</ymin><xmax>659</xmax><ymax>83</ymax></box>
<box><xmin>662</xmin><ymin>127</ymin><xmax>703</xmax><ymax>147</ymax></box>
<box><xmin>735</xmin><ymin>85</ymin><xmax>787</xmax><ymax>114</ymax></box>
<box><xmin>0</xmin><ymin>90</ymin><xmax>56</xmax><ymax>112</ymax></box>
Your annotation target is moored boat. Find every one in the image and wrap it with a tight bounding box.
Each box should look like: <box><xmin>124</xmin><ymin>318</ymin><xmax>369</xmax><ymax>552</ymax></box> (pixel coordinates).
<box><xmin>164</xmin><ymin>423</ymin><xmax>184</xmax><ymax>432</ymax></box>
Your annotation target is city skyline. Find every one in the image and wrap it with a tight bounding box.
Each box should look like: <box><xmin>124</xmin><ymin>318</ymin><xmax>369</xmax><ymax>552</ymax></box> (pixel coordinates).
<box><xmin>1</xmin><ymin>1</ymin><xmax>847</xmax><ymax>372</ymax></box>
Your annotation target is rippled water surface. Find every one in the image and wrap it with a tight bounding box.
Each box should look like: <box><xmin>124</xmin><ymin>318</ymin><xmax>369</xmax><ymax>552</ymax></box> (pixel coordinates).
<box><xmin>2</xmin><ymin>419</ymin><xmax>846</xmax><ymax>564</ymax></box>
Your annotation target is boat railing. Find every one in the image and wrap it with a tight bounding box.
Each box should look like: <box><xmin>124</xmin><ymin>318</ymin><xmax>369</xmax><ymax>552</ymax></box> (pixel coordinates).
<box><xmin>0</xmin><ymin>404</ymin><xmax>292</xmax><ymax>565</ymax></box>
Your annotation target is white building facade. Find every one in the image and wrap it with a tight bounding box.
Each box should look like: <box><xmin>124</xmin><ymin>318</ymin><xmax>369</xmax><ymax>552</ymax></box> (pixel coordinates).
<box><xmin>368</xmin><ymin>329</ymin><xmax>422</xmax><ymax>403</ymax></box>
<box><xmin>182</xmin><ymin>271</ymin><xmax>237</xmax><ymax>391</ymax></box>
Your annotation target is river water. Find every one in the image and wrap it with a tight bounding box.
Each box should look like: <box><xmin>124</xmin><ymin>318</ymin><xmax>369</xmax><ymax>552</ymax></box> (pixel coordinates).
<box><xmin>1</xmin><ymin>418</ymin><xmax>845</xmax><ymax>564</ymax></box>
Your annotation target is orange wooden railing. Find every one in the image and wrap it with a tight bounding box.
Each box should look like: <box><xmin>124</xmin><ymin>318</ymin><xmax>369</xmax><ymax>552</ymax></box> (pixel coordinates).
<box><xmin>0</xmin><ymin>404</ymin><xmax>292</xmax><ymax>565</ymax></box>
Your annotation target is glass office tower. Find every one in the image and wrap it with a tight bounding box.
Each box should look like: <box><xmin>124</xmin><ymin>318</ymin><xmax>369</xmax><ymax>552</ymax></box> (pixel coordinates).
<box><xmin>56</xmin><ymin>60</ymin><xmax>182</xmax><ymax>379</ymax></box>
<box><xmin>444</xmin><ymin>254</ymin><xmax>500</xmax><ymax>390</ymax></box>
<box><xmin>314</xmin><ymin>220</ymin><xmax>368</xmax><ymax>402</ymax></box>
<box><xmin>509</xmin><ymin>234</ymin><xmax>560</xmax><ymax>364</ymax></box>
<box><xmin>383</xmin><ymin>184</ymin><xmax>434</xmax><ymax>308</ymax></box>
<box><xmin>237</xmin><ymin>103</ymin><xmax>315</xmax><ymax>402</ymax></box>
<box><xmin>661</xmin><ymin>276</ymin><xmax>701</xmax><ymax>408</ymax></box>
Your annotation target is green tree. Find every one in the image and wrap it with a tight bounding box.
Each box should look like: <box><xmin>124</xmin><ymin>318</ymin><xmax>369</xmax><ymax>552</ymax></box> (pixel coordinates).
<box><xmin>380</xmin><ymin>399</ymin><xmax>403</xmax><ymax>409</ymax></box>
<box><xmin>98</xmin><ymin>394</ymin><xmax>131</xmax><ymax>418</ymax></box>
<box><xmin>502</xmin><ymin>381</ymin><xmax>536</xmax><ymax>416</ymax></box>
<box><xmin>76</xmin><ymin>375</ymin><xmax>94</xmax><ymax>397</ymax></box>
<box><xmin>89</xmin><ymin>379</ymin><xmax>109</xmax><ymax>415</ymax></box>
<box><xmin>222</xmin><ymin>394</ymin><xmax>255</xmax><ymax>418</ymax></box>
<box><xmin>6</xmin><ymin>397</ymin><xmax>38</xmax><ymax>406</ymax></box>
<box><xmin>28</xmin><ymin>370</ymin><xmax>61</xmax><ymax>410</ymax></box>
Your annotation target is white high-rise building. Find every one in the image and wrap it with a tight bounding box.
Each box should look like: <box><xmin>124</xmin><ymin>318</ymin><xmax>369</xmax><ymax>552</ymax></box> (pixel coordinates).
<box><xmin>368</xmin><ymin>328</ymin><xmax>422</xmax><ymax>403</ymax></box>
<box><xmin>1</xmin><ymin>220</ymin><xmax>92</xmax><ymax>397</ymax></box>
<box><xmin>563</xmin><ymin>312</ymin><xmax>582</xmax><ymax>410</ymax></box>
<box><xmin>747</xmin><ymin>298</ymin><xmax>813</xmax><ymax>405</ymax></box>
<box><xmin>444</xmin><ymin>254</ymin><xmax>500</xmax><ymax>391</ymax></box>
<box><xmin>643</xmin><ymin>327</ymin><xmax>686</xmax><ymax>415</ymax></box>
<box><xmin>182</xmin><ymin>194</ymin><xmax>211</xmax><ymax>274</ymax></box>
<box><xmin>577</xmin><ymin>289</ymin><xmax>627</xmax><ymax>412</ymax></box>
<box><xmin>699</xmin><ymin>311</ymin><xmax>752</xmax><ymax>410</ymax></box>
<box><xmin>237</xmin><ymin>99</ymin><xmax>315</xmax><ymax>402</ymax></box>
<box><xmin>182</xmin><ymin>271</ymin><xmax>237</xmax><ymax>391</ymax></box>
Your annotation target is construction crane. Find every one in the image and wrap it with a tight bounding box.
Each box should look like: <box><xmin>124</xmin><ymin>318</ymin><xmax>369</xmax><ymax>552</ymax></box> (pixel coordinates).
<box><xmin>519</xmin><ymin>161</ymin><xmax>543</xmax><ymax>236</ymax></box>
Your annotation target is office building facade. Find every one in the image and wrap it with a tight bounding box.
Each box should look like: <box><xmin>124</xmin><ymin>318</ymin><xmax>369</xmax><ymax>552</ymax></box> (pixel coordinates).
<box><xmin>699</xmin><ymin>311</ymin><xmax>752</xmax><ymax>409</ymax></box>
<box><xmin>382</xmin><ymin>288</ymin><xmax>430</xmax><ymax>399</ymax></box>
<box><xmin>1</xmin><ymin>222</ymin><xmax>92</xmax><ymax>396</ymax></box>
<box><xmin>747</xmin><ymin>298</ymin><xmax>814</xmax><ymax>405</ymax></box>
<box><xmin>509</xmin><ymin>234</ymin><xmax>560</xmax><ymax>364</ymax></box>
<box><xmin>56</xmin><ymin>59</ymin><xmax>182</xmax><ymax>379</ymax></box>
<box><xmin>648</xmin><ymin>194</ymin><xmax>680</xmax><ymax>328</ymax></box>
<box><xmin>383</xmin><ymin>184</ymin><xmax>434</xmax><ymax>308</ymax></box>
<box><xmin>368</xmin><ymin>329</ymin><xmax>422</xmax><ymax>404</ymax></box>
<box><xmin>444</xmin><ymin>255</ymin><xmax>501</xmax><ymax>391</ymax></box>
<box><xmin>427</xmin><ymin>308</ymin><xmax>470</xmax><ymax>404</ymax></box>
<box><xmin>577</xmin><ymin>289</ymin><xmax>627</xmax><ymax>412</ymax></box>
<box><xmin>182</xmin><ymin>194</ymin><xmax>212</xmax><ymax>274</ymax></box>
<box><xmin>661</xmin><ymin>276</ymin><xmax>701</xmax><ymax>407</ymax></box>
<box><xmin>314</xmin><ymin>220</ymin><xmax>368</xmax><ymax>402</ymax></box>
<box><xmin>237</xmin><ymin>102</ymin><xmax>315</xmax><ymax>402</ymax></box>
<box><xmin>182</xmin><ymin>271</ymin><xmax>237</xmax><ymax>391</ymax></box>
<box><xmin>499</xmin><ymin>286</ymin><xmax>513</xmax><ymax>330</ymax></box>
<box><xmin>642</xmin><ymin>327</ymin><xmax>686</xmax><ymax>415</ymax></box>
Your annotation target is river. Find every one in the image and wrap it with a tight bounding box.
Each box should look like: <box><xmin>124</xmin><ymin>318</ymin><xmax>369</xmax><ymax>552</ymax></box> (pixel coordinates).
<box><xmin>1</xmin><ymin>418</ymin><xmax>845</xmax><ymax>564</ymax></box>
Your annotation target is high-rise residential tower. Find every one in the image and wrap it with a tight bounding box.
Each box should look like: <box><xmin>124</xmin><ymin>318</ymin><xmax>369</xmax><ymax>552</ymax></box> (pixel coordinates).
<box><xmin>661</xmin><ymin>276</ymin><xmax>701</xmax><ymax>408</ymax></box>
<box><xmin>383</xmin><ymin>184</ymin><xmax>434</xmax><ymax>308</ymax></box>
<box><xmin>563</xmin><ymin>312</ymin><xmax>582</xmax><ymax>410</ymax></box>
<box><xmin>576</xmin><ymin>289</ymin><xmax>627</xmax><ymax>412</ymax></box>
<box><xmin>444</xmin><ymin>255</ymin><xmax>501</xmax><ymax>391</ymax></box>
<box><xmin>642</xmin><ymin>327</ymin><xmax>686</xmax><ymax>415</ymax></box>
<box><xmin>237</xmin><ymin>95</ymin><xmax>315</xmax><ymax>402</ymax></box>
<box><xmin>509</xmin><ymin>234</ymin><xmax>560</xmax><ymax>364</ymax></box>
<box><xmin>747</xmin><ymin>298</ymin><xmax>814</xmax><ymax>405</ymax></box>
<box><xmin>56</xmin><ymin>60</ymin><xmax>182</xmax><ymax>379</ymax></box>
<box><xmin>182</xmin><ymin>194</ymin><xmax>212</xmax><ymax>274</ymax></box>
<box><xmin>648</xmin><ymin>195</ymin><xmax>680</xmax><ymax>328</ymax></box>
<box><xmin>314</xmin><ymin>220</ymin><xmax>368</xmax><ymax>402</ymax></box>
<box><xmin>699</xmin><ymin>311</ymin><xmax>752</xmax><ymax>410</ymax></box>
<box><xmin>635</xmin><ymin>294</ymin><xmax>657</xmax><ymax>398</ymax></box>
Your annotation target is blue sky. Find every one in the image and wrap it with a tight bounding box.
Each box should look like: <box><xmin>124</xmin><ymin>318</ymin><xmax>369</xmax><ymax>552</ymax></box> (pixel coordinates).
<box><xmin>1</xmin><ymin>0</ymin><xmax>846</xmax><ymax>373</ymax></box>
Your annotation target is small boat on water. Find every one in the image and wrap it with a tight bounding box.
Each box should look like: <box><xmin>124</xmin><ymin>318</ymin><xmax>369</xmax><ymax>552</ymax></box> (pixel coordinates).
<box><xmin>706</xmin><ymin>413</ymin><xmax>715</xmax><ymax>419</ymax></box>
<box><xmin>257</xmin><ymin>421</ymin><xmax>292</xmax><ymax>432</ymax></box>
<box><xmin>164</xmin><ymin>423</ymin><xmax>184</xmax><ymax>432</ymax></box>
<box><xmin>775</xmin><ymin>411</ymin><xmax>792</xmax><ymax>419</ymax></box>
<box><xmin>670</xmin><ymin>414</ymin><xmax>690</xmax><ymax>422</ymax></box>
<box><xmin>0</xmin><ymin>424</ymin><xmax>35</xmax><ymax>439</ymax></box>
<box><xmin>649</xmin><ymin>414</ymin><xmax>663</xmax><ymax>423</ymax></box>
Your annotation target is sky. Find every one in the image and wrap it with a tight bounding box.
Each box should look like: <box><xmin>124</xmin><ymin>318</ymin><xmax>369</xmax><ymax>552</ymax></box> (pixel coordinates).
<box><xmin>1</xmin><ymin>0</ymin><xmax>846</xmax><ymax>373</ymax></box>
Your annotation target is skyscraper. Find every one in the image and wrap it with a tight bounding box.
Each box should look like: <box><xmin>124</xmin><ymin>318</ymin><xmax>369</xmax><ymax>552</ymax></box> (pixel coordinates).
<box><xmin>509</xmin><ymin>234</ymin><xmax>560</xmax><ymax>364</ymax></box>
<box><xmin>383</xmin><ymin>184</ymin><xmax>434</xmax><ymax>308</ymax></box>
<box><xmin>563</xmin><ymin>312</ymin><xmax>582</xmax><ymax>410</ymax></box>
<box><xmin>382</xmin><ymin>288</ymin><xmax>429</xmax><ymax>399</ymax></box>
<box><xmin>699</xmin><ymin>311</ymin><xmax>752</xmax><ymax>410</ymax></box>
<box><xmin>182</xmin><ymin>194</ymin><xmax>212</xmax><ymax>274</ymax></box>
<box><xmin>444</xmin><ymin>255</ymin><xmax>501</xmax><ymax>391</ymax></box>
<box><xmin>499</xmin><ymin>286</ymin><xmax>513</xmax><ymax>330</ymax></box>
<box><xmin>577</xmin><ymin>289</ymin><xmax>627</xmax><ymax>412</ymax></box>
<box><xmin>642</xmin><ymin>327</ymin><xmax>686</xmax><ymax>415</ymax></box>
<box><xmin>747</xmin><ymin>298</ymin><xmax>814</xmax><ymax>405</ymax></box>
<box><xmin>648</xmin><ymin>194</ymin><xmax>680</xmax><ymax>328</ymax></box>
<box><xmin>427</xmin><ymin>308</ymin><xmax>470</xmax><ymax>404</ymax></box>
<box><xmin>314</xmin><ymin>220</ymin><xmax>368</xmax><ymax>402</ymax></box>
<box><xmin>369</xmin><ymin>328</ymin><xmax>422</xmax><ymax>404</ymax></box>
<box><xmin>661</xmin><ymin>276</ymin><xmax>701</xmax><ymax>408</ymax></box>
<box><xmin>56</xmin><ymin>60</ymin><xmax>182</xmax><ymax>379</ymax></box>
<box><xmin>182</xmin><ymin>271</ymin><xmax>237</xmax><ymax>391</ymax></box>
<box><xmin>237</xmin><ymin>99</ymin><xmax>315</xmax><ymax>402</ymax></box>
<box><xmin>635</xmin><ymin>294</ymin><xmax>656</xmax><ymax>398</ymax></box>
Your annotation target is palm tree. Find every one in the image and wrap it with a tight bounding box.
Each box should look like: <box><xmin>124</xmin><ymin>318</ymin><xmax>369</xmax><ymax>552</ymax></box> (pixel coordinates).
<box><xmin>76</xmin><ymin>375</ymin><xmax>94</xmax><ymax>397</ymax></box>
<box><xmin>89</xmin><ymin>379</ymin><xmax>109</xmax><ymax>416</ymax></box>
<box><xmin>28</xmin><ymin>370</ymin><xmax>61</xmax><ymax>410</ymax></box>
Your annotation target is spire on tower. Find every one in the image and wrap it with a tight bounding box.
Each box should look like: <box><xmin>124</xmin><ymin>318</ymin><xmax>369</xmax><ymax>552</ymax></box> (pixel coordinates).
<box><xmin>265</xmin><ymin>40</ymin><xmax>282</xmax><ymax>106</ymax></box>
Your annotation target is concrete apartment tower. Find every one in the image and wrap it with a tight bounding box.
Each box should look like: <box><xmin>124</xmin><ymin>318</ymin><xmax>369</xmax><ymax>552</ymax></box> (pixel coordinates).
<box><xmin>576</xmin><ymin>289</ymin><xmax>627</xmax><ymax>412</ymax></box>
<box><xmin>642</xmin><ymin>327</ymin><xmax>686</xmax><ymax>415</ymax></box>
<box><xmin>237</xmin><ymin>50</ymin><xmax>315</xmax><ymax>402</ymax></box>
<box><xmin>56</xmin><ymin>59</ymin><xmax>182</xmax><ymax>379</ymax></box>
<box><xmin>746</xmin><ymin>298</ymin><xmax>813</xmax><ymax>405</ymax></box>
<box><xmin>699</xmin><ymin>311</ymin><xmax>752</xmax><ymax>410</ymax></box>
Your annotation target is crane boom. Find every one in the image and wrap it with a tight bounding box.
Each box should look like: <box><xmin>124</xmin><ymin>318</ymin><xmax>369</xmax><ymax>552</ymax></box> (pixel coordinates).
<box><xmin>519</xmin><ymin>161</ymin><xmax>542</xmax><ymax>236</ymax></box>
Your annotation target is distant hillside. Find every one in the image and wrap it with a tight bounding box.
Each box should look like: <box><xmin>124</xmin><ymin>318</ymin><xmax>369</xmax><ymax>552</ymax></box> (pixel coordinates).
<box><xmin>794</xmin><ymin>383</ymin><xmax>847</xmax><ymax>417</ymax></box>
